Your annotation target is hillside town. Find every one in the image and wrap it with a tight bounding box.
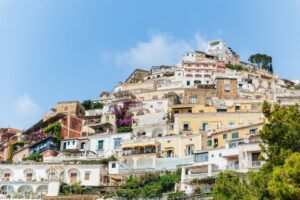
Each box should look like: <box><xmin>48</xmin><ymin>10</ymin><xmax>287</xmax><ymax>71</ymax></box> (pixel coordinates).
<box><xmin>1</xmin><ymin>40</ymin><xmax>300</xmax><ymax>199</ymax></box>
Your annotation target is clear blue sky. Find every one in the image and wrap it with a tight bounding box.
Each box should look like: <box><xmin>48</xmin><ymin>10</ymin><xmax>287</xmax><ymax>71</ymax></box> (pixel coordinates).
<box><xmin>1</xmin><ymin>0</ymin><xmax>300</xmax><ymax>129</ymax></box>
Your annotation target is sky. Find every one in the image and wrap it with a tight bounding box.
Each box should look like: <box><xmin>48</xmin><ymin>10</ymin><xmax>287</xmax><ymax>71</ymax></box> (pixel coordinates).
<box><xmin>0</xmin><ymin>0</ymin><xmax>300</xmax><ymax>130</ymax></box>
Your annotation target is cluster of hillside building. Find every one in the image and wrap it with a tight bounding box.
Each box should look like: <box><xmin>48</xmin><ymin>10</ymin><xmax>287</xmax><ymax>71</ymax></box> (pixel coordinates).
<box><xmin>0</xmin><ymin>40</ymin><xmax>300</xmax><ymax>199</ymax></box>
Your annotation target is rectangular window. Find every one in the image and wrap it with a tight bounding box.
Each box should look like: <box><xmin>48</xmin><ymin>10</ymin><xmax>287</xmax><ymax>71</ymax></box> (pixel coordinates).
<box><xmin>202</xmin><ymin>123</ymin><xmax>209</xmax><ymax>131</ymax></box>
<box><xmin>217</xmin><ymin>109</ymin><xmax>227</xmax><ymax>112</ymax></box>
<box><xmin>250</xmin><ymin>128</ymin><xmax>258</xmax><ymax>135</ymax></box>
<box><xmin>84</xmin><ymin>172</ymin><xmax>91</xmax><ymax>181</ymax></box>
<box><xmin>187</xmin><ymin>81</ymin><xmax>190</xmax><ymax>86</ymax></box>
<box><xmin>223</xmin><ymin>134</ymin><xmax>227</xmax><ymax>139</ymax></box>
<box><xmin>111</xmin><ymin>163</ymin><xmax>116</xmax><ymax>168</ymax></box>
<box><xmin>195</xmin><ymin>152</ymin><xmax>208</xmax><ymax>163</ymax></box>
<box><xmin>183</xmin><ymin>123</ymin><xmax>190</xmax><ymax>131</ymax></box>
<box><xmin>232</xmin><ymin>132</ymin><xmax>239</xmax><ymax>139</ymax></box>
<box><xmin>114</xmin><ymin>138</ymin><xmax>121</xmax><ymax>148</ymax></box>
<box><xmin>207</xmin><ymin>140</ymin><xmax>212</xmax><ymax>147</ymax></box>
<box><xmin>80</xmin><ymin>142</ymin><xmax>85</xmax><ymax>149</ymax></box>
<box><xmin>26</xmin><ymin>173</ymin><xmax>33</xmax><ymax>181</ymax></box>
<box><xmin>229</xmin><ymin>141</ymin><xmax>238</xmax><ymax>148</ymax></box>
<box><xmin>228</xmin><ymin>122</ymin><xmax>235</xmax><ymax>128</ymax></box>
<box><xmin>98</xmin><ymin>140</ymin><xmax>104</xmax><ymax>150</ymax></box>
<box><xmin>213</xmin><ymin>138</ymin><xmax>219</xmax><ymax>147</ymax></box>
<box><xmin>186</xmin><ymin>145</ymin><xmax>194</xmax><ymax>156</ymax></box>
<box><xmin>224</xmin><ymin>79</ymin><xmax>231</xmax><ymax>91</ymax></box>
<box><xmin>189</xmin><ymin>96</ymin><xmax>198</xmax><ymax>104</ymax></box>
<box><xmin>4</xmin><ymin>173</ymin><xmax>10</xmax><ymax>181</ymax></box>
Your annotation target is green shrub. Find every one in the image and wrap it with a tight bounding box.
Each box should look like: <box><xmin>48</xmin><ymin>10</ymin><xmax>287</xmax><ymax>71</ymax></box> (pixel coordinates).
<box><xmin>168</xmin><ymin>191</ymin><xmax>186</xmax><ymax>200</ymax></box>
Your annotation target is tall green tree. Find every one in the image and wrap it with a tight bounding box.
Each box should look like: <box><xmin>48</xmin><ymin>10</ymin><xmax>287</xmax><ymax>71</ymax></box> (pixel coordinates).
<box><xmin>260</xmin><ymin>102</ymin><xmax>300</xmax><ymax>168</ymax></box>
<box><xmin>212</xmin><ymin>102</ymin><xmax>300</xmax><ymax>199</ymax></box>
<box><xmin>268</xmin><ymin>153</ymin><xmax>300</xmax><ymax>200</ymax></box>
<box><xmin>248</xmin><ymin>54</ymin><xmax>273</xmax><ymax>72</ymax></box>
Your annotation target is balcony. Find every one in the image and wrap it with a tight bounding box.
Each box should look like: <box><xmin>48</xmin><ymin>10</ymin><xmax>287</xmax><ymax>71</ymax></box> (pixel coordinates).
<box><xmin>123</xmin><ymin>148</ymin><xmax>156</xmax><ymax>156</ymax></box>
<box><xmin>184</xmin><ymin>171</ymin><xmax>220</xmax><ymax>181</ymax></box>
<box><xmin>248</xmin><ymin>161</ymin><xmax>261</xmax><ymax>168</ymax></box>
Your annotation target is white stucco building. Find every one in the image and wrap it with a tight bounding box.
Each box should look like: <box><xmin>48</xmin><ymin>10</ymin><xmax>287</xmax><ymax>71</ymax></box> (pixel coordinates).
<box><xmin>0</xmin><ymin>163</ymin><xmax>103</xmax><ymax>199</ymax></box>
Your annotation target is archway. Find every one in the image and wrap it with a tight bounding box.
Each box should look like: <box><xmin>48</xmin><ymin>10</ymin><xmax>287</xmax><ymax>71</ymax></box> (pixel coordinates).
<box><xmin>36</xmin><ymin>185</ymin><xmax>48</xmax><ymax>197</ymax></box>
<box><xmin>18</xmin><ymin>185</ymin><xmax>33</xmax><ymax>198</ymax></box>
<box><xmin>0</xmin><ymin>185</ymin><xmax>14</xmax><ymax>196</ymax></box>
<box><xmin>46</xmin><ymin>168</ymin><xmax>58</xmax><ymax>180</ymax></box>
<box><xmin>68</xmin><ymin>169</ymin><xmax>80</xmax><ymax>184</ymax></box>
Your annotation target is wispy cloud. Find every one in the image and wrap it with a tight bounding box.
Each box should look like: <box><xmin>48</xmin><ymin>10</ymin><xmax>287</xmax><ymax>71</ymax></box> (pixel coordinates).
<box><xmin>14</xmin><ymin>94</ymin><xmax>42</xmax><ymax>118</ymax></box>
<box><xmin>103</xmin><ymin>32</ymin><xmax>208</xmax><ymax>69</ymax></box>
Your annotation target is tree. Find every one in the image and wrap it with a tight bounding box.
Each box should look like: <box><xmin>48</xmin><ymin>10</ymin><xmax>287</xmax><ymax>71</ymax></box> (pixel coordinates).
<box><xmin>268</xmin><ymin>153</ymin><xmax>300</xmax><ymax>200</ymax></box>
<box><xmin>212</xmin><ymin>171</ymin><xmax>257</xmax><ymax>200</ymax></box>
<box><xmin>295</xmin><ymin>84</ymin><xmax>300</xmax><ymax>90</ymax></box>
<box><xmin>212</xmin><ymin>102</ymin><xmax>300</xmax><ymax>199</ymax></box>
<box><xmin>248</xmin><ymin>54</ymin><xmax>273</xmax><ymax>72</ymax></box>
<box><xmin>82</xmin><ymin>100</ymin><xmax>92</xmax><ymax>110</ymax></box>
<box><xmin>142</xmin><ymin>184</ymin><xmax>162</xmax><ymax>198</ymax></box>
<box><xmin>159</xmin><ymin>172</ymin><xmax>180</xmax><ymax>192</ymax></box>
<box><xmin>260</xmin><ymin>102</ymin><xmax>300</xmax><ymax>167</ymax></box>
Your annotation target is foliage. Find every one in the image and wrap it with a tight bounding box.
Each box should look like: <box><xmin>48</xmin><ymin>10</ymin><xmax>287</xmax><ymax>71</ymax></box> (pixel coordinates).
<box><xmin>268</xmin><ymin>152</ymin><xmax>300</xmax><ymax>200</ymax></box>
<box><xmin>212</xmin><ymin>102</ymin><xmax>300</xmax><ymax>199</ymax></box>
<box><xmin>23</xmin><ymin>130</ymin><xmax>44</xmax><ymax>142</ymax></box>
<box><xmin>225</xmin><ymin>63</ymin><xmax>248</xmax><ymax>72</ymax></box>
<box><xmin>117</xmin><ymin>125</ymin><xmax>132</xmax><ymax>133</ymax></box>
<box><xmin>82</xmin><ymin>100</ymin><xmax>103</xmax><ymax>110</ymax></box>
<box><xmin>116</xmin><ymin>188</ymin><xmax>140</xmax><ymax>199</ymax></box>
<box><xmin>260</xmin><ymin>102</ymin><xmax>300</xmax><ymax>168</ymax></box>
<box><xmin>23</xmin><ymin>153</ymin><xmax>43</xmax><ymax>162</ymax></box>
<box><xmin>6</xmin><ymin>140</ymin><xmax>26</xmax><ymax>162</ymax></box>
<box><xmin>116</xmin><ymin>172</ymin><xmax>180</xmax><ymax>199</ymax></box>
<box><xmin>159</xmin><ymin>172</ymin><xmax>180</xmax><ymax>192</ymax></box>
<box><xmin>43</xmin><ymin>123</ymin><xmax>62</xmax><ymax>142</ymax></box>
<box><xmin>114</xmin><ymin>100</ymin><xmax>136</xmax><ymax>129</ymax></box>
<box><xmin>295</xmin><ymin>84</ymin><xmax>300</xmax><ymax>90</ymax></box>
<box><xmin>212</xmin><ymin>171</ymin><xmax>258</xmax><ymax>200</ymax></box>
<box><xmin>248</xmin><ymin>53</ymin><xmax>273</xmax><ymax>73</ymax></box>
<box><xmin>142</xmin><ymin>183</ymin><xmax>162</xmax><ymax>198</ymax></box>
<box><xmin>59</xmin><ymin>183</ymin><xmax>93</xmax><ymax>195</ymax></box>
<box><xmin>6</xmin><ymin>144</ymin><xmax>13</xmax><ymax>161</ymax></box>
<box><xmin>168</xmin><ymin>191</ymin><xmax>186</xmax><ymax>200</ymax></box>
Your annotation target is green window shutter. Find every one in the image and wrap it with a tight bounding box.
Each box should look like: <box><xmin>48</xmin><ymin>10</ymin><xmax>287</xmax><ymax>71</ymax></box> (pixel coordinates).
<box><xmin>98</xmin><ymin>140</ymin><xmax>104</xmax><ymax>150</ymax></box>
<box><xmin>223</xmin><ymin>134</ymin><xmax>227</xmax><ymax>139</ymax></box>
<box><xmin>207</xmin><ymin>140</ymin><xmax>212</xmax><ymax>147</ymax></box>
<box><xmin>232</xmin><ymin>132</ymin><xmax>239</xmax><ymax>139</ymax></box>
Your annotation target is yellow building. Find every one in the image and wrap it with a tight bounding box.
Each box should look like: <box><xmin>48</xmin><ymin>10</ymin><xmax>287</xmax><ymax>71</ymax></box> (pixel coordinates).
<box><xmin>120</xmin><ymin>134</ymin><xmax>204</xmax><ymax>168</ymax></box>
<box><xmin>205</xmin><ymin>122</ymin><xmax>264</xmax><ymax>149</ymax></box>
<box><xmin>172</xmin><ymin>112</ymin><xmax>265</xmax><ymax>135</ymax></box>
<box><xmin>159</xmin><ymin>134</ymin><xmax>204</xmax><ymax>158</ymax></box>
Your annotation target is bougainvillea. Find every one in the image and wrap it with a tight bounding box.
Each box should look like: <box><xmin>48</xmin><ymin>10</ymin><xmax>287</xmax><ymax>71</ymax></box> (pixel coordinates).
<box><xmin>113</xmin><ymin>100</ymin><xmax>136</xmax><ymax>128</ymax></box>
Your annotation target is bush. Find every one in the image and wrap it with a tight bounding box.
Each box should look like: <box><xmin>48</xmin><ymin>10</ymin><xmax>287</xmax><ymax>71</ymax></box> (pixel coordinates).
<box><xmin>118</xmin><ymin>125</ymin><xmax>132</xmax><ymax>133</ymax></box>
<box><xmin>116</xmin><ymin>172</ymin><xmax>181</xmax><ymax>199</ymax></box>
<box><xmin>168</xmin><ymin>191</ymin><xmax>186</xmax><ymax>200</ymax></box>
<box><xmin>116</xmin><ymin>188</ymin><xmax>141</xmax><ymax>199</ymax></box>
<box><xmin>43</xmin><ymin>123</ymin><xmax>62</xmax><ymax>142</ymax></box>
<box><xmin>142</xmin><ymin>184</ymin><xmax>162</xmax><ymax>198</ymax></box>
<box><xmin>23</xmin><ymin>153</ymin><xmax>43</xmax><ymax>162</ymax></box>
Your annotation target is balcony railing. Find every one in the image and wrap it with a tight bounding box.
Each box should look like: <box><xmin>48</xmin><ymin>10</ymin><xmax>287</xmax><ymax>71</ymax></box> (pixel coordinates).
<box><xmin>123</xmin><ymin>149</ymin><xmax>156</xmax><ymax>156</ymax></box>
<box><xmin>226</xmin><ymin>165</ymin><xmax>240</xmax><ymax>170</ymax></box>
<box><xmin>184</xmin><ymin>171</ymin><xmax>220</xmax><ymax>180</ymax></box>
<box><xmin>249</xmin><ymin>161</ymin><xmax>261</xmax><ymax>167</ymax></box>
